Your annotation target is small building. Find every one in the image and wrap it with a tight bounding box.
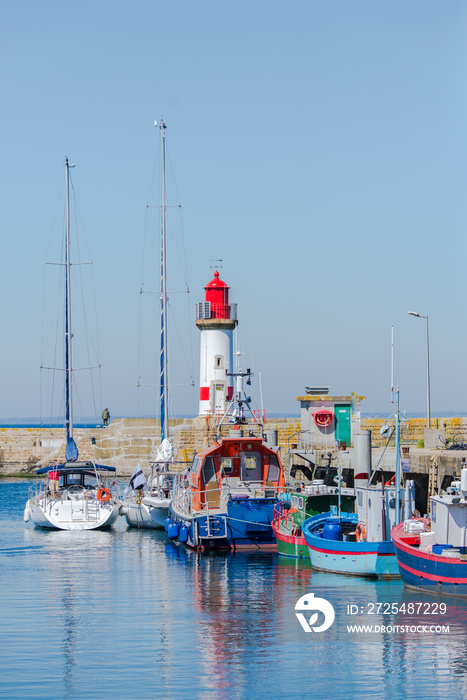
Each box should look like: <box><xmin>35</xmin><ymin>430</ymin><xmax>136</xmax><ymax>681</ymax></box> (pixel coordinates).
<box><xmin>297</xmin><ymin>387</ymin><xmax>365</xmax><ymax>449</ymax></box>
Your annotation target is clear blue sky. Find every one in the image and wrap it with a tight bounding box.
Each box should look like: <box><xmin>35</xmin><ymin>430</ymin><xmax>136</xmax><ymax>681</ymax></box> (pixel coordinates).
<box><xmin>1</xmin><ymin>0</ymin><xmax>466</xmax><ymax>421</ymax></box>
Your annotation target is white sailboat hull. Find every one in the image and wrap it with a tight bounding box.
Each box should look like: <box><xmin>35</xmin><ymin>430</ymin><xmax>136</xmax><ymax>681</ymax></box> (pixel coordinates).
<box><xmin>123</xmin><ymin>498</ymin><xmax>170</xmax><ymax>530</ymax></box>
<box><xmin>26</xmin><ymin>496</ymin><xmax>120</xmax><ymax>531</ymax></box>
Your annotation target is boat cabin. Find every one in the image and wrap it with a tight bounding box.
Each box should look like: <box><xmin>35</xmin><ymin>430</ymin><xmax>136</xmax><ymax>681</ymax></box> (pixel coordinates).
<box><xmin>189</xmin><ymin>437</ymin><xmax>284</xmax><ymax>511</ymax></box>
<box><xmin>37</xmin><ymin>462</ymin><xmax>116</xmax><ymax>498</ymax></box>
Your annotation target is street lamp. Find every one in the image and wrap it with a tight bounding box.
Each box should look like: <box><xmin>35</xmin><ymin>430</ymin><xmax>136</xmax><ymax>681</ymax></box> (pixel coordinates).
<box><xmin>407</xmin><ymin>311</ymin><xmax>431</xmax><ymax>428</ymax></box>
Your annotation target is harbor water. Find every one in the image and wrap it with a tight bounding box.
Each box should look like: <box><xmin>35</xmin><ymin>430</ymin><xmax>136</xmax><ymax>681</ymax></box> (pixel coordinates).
<box><xmin>1</xmin><ymin>479</ymin><xmax>467</xmax><ymax>700</ymax></box>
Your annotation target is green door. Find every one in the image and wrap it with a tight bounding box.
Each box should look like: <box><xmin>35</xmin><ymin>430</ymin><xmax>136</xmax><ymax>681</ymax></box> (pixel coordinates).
<box><xmin>335</xmin><ymin>404</ymin><xmax>351</xmax><ymax>446</ymax></box>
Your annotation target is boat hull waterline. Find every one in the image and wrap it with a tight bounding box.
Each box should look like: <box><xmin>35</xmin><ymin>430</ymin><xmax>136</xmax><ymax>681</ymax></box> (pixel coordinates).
<box><xmin>302</xmin><ymin>511</ymin><xmax>399</xmax><ymax>578</ymax></box>
<box><xmin>171</xmin><ymin>497</ymin><xmax>279</xmax><ymax>551</ymax></box>
<box><xmin>123</xmin><ymin>496</ymin><xmax>170</xmax><ymax>530</ymax></box>
<box><xmin>25</xmin><ymin>489</ymin><xmax>120</xmax><ymax>531</ymax></box>
<box><xmin>392</xmin><ymin>520</ymin><xmax>467</xmax><ymax>598</ymax></box>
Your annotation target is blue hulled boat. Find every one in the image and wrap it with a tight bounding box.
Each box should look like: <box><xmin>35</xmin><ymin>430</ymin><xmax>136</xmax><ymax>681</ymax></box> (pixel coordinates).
<box><xmin>392</xmin><ymin>471</ymin><xmax>467</xmax><ymax>597</ymax></box>
<box><xmin>302</xmin><ymin>507</ymin><xmax>400</xmax><ymax>578</ymax></box>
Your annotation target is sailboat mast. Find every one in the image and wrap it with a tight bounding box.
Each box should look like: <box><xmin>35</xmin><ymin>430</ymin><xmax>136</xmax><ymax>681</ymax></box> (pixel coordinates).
<box><xmin>65</xmin><ymin>157</ymin><xmax>73</xmax><ymax>446</ymax></box>
<box><xmin>157</xmin><ymin>120</ymin><xmax>169</xmax><ymax>442</ymax></box>
<box><xmin>395</xmin><ymin>388</ymin><xmax>401</xmax><ymax>524</ymax></box>
<box><xmin>391</xmin><ymin>326</ymin><xmax>401</xmax><ymax>524</ymax></box>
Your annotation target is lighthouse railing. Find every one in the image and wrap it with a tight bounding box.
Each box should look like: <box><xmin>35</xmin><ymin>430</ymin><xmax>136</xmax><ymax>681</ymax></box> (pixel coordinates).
<box><xmin>195</xmin><ymin>302</ymin><xmax>237</xmax><ymax>321</ymax></box>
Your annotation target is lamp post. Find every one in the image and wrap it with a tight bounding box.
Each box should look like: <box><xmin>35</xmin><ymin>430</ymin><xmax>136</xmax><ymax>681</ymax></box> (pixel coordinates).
<box><xmin>407</xmin><ymin>311</ymin><xmax>431</xmax><ymax>428</ymax></box>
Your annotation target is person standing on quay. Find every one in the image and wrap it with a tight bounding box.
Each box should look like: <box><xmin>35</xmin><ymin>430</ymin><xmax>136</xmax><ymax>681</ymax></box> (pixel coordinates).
<box><xmin>102</xmin><ymin>407</ymin><xmax>110</xmax><ymax>427</ymax></box>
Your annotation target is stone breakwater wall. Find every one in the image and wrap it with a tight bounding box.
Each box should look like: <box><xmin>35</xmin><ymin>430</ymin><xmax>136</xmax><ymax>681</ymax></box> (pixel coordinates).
<box><xmin>361</xmin><ymin>416</ymin><xmax>467</xmax><ymax>448</ymax></box>
<box><xmin>1</xmin><ymin>416</ymin><xmax>466</xmax><ymax>477</ymax></box>
<box><xmin>0</xmin><ymin>418</ymin><xmax>301</xmax><ymax>477</ymax></box>
<box><xmin>0</xmin><ymin>426</ymin><xmax>98</xmax><ymax>476</ymax></box>
<box><xmin>93</xmin><ymin>417</ymin><xmax>301</xmax><ymax>476</ymax></box>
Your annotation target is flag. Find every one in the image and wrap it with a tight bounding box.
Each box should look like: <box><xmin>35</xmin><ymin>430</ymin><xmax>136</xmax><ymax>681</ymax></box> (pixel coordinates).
<box><xmin>123</xmin><ymin>462</ymin><xmax>146</xmax><ymax>498</ymax></box>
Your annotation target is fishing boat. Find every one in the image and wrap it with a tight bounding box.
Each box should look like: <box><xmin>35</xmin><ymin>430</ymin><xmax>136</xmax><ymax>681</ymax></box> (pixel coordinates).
<box><xmin>121</xmin><ymin>120</ymin><xmax>175</xmax><ymax>529</ymax></box>
<box><xmin>169</xmin><ymin>369</ymin><xmax>285</xmax><ymax>551</ymax></box>
<box><xmin>391</xmin><ymin>469</ymin><xmax>467</xmax><ymax>597</ymax></box>
<box><xmin>272</xmin><ymin>481</ymin><xmax>356</xmax><ymax>558</ymax></box>
<box><xmin>24</xmin><ymin>159</ymin><xmax>120</xmax><ymax>530</ymax></box>
<box><xmin>302</xmin><ymin>387</ymin><xmax>415</xmax><ymax>577</ymax></box>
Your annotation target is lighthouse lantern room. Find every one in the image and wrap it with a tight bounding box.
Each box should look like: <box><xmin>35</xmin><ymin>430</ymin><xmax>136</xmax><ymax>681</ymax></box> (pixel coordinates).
<box><xmin>196</xmin><ymin>271</ymin><xmax>238</xmax><ymax>416</ymax></box>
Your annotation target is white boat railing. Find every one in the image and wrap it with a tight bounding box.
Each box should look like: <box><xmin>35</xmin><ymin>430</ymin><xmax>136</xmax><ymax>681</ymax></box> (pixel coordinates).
<box><xmin>171</xmin><ymin>473</ymin><xmax>283</xmax><ymax>520</ymax></box>
<box><xmin>29</xmin><ymin>480</ymin><xmax>120</xmax><ymax>510</ymax></box>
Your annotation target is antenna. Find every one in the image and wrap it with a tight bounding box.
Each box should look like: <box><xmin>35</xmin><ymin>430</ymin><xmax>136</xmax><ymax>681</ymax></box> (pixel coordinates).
<box><xmin>259</xmin><ymin>369</ymin><xmax>264</xmax><ymax>417</ymax></box>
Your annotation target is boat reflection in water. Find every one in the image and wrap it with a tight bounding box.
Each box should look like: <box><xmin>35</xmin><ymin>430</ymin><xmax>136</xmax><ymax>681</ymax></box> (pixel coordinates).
<box><xmin>9</xmin><ymin>475</ymin><xmax>467</xmax><ymax>699</ymax></box>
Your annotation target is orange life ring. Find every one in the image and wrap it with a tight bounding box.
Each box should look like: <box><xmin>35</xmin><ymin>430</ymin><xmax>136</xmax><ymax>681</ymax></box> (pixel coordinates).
<box><xmin>313</xmin><ymin>409</ymin><xmax>334</xmax><ymax>428</ymax></box>
<box><xmin>97</xmin><ymin>487</ymin><xmax>110</xmax><ymax>502</ymax></box>
<box><xmin>356</xmin><ymin>523</ymin><xmax>366</xmax><ymax>542</ymax></box>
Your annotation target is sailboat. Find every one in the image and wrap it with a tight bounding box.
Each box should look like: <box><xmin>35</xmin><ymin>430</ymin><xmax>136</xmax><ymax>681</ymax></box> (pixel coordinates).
<box><xmin>24</xmin><ymin>158</ymin><xmax>120</xmax><ymax>530</ymax></box>
<box><xmin>122</xmin><ymin>120</ymin><xmax>176</xmax><ymax>529</ymax></box>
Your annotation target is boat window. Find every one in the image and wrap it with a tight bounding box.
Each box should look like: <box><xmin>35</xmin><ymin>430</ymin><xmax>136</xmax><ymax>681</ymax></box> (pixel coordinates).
<box><xmin>298</xmin><ymin>497</ymin><xmax>304</xmax><ymax>510</ymax></box>
<box><xmin>266</xmin><ymin>455</ymin><xmax>280</xmax><ymax>482</ymax></box>
<box><xmin>66</xmin><ymin>473</ymin><xmax>82</xmax><ymax>486</ymax></box>
<box><xmin>291</xmin><ymin>495</ymin><xmax>299</xmax><ymax>509</ymax></box>
<box><xmin>191</xmin><ymin>457</ymin><xmax>200</xmax><ymax>474</ymax></box>
<box><xmin>201</xmin><ymin>457</ymin><xmax>217</xmax><ymax>484</ymax></box>
<box><xmin>84</xmin><ymin>475</ymin><xmax>99</xmax><ymax>488</ymax></box>
<box><xmin>240</xmin><ymin>452</ymin><xmax>262</xmax><ymax>481</ymax></box>
<box><xmin>357</xmin><ymin>491</ymin><xmax>363</xmax><ymax>507</ymax></box>
<box><xmin>220</xmin><ymin>457</ymin><xmax>233</xmax><ymax>474</ymax></box>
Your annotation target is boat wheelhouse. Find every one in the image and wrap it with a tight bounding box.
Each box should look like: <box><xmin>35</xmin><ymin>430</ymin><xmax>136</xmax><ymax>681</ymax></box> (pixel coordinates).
<box><xmin>272</xmin><ymin>483</ymin><xmax>356</xmax><ymax>558</ymax></box>
<box><xmin>170</xmin><ymin>432</ymin><xmax>285</xmax><ymax>550</ymax></box>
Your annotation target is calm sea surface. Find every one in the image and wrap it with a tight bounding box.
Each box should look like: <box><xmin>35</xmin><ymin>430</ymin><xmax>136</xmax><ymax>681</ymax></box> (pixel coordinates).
<box><xmin>1</xmin><ymin>479</ymin><xmax>466</xmax><ymax>700</ymax></box>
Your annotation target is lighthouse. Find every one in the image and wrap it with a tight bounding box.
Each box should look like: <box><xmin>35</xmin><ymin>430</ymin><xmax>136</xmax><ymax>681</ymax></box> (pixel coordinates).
<box><xmin>196</xmin><ymin>271</ymin><xmax>238</xmax><ymax>416</ymax></box>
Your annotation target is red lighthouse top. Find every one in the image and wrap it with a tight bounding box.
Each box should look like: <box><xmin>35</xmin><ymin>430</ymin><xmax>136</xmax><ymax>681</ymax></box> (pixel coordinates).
<box><xmin>204</xmin><ymin>271</ymin><xmax>230</xmax><ymax>319</ymax></box>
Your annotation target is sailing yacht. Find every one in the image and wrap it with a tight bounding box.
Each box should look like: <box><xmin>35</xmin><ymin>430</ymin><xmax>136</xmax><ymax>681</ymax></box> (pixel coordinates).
<box><xmin>24</xmin><ymin>158</ymin><xmax>120</xmax><ymax>530</ymax></box>
<box><xmin>122</xmin><ymin>120</ymin><xmax>175</xmax><ymax>529</ymax></box>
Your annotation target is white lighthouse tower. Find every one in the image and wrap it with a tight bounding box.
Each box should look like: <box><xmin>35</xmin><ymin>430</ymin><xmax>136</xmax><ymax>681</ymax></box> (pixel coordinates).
<box><xmin>196</xmin><ymin>271</ymin><xmax>238</xmax><ymax>416</ymax></box>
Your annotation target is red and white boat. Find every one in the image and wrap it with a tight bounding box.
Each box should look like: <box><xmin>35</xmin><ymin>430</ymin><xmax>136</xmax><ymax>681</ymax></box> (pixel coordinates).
<box><xmin>392</xmin><ymin>469</ymin><xmax>467</xmax><ymax>597</ymax></box>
